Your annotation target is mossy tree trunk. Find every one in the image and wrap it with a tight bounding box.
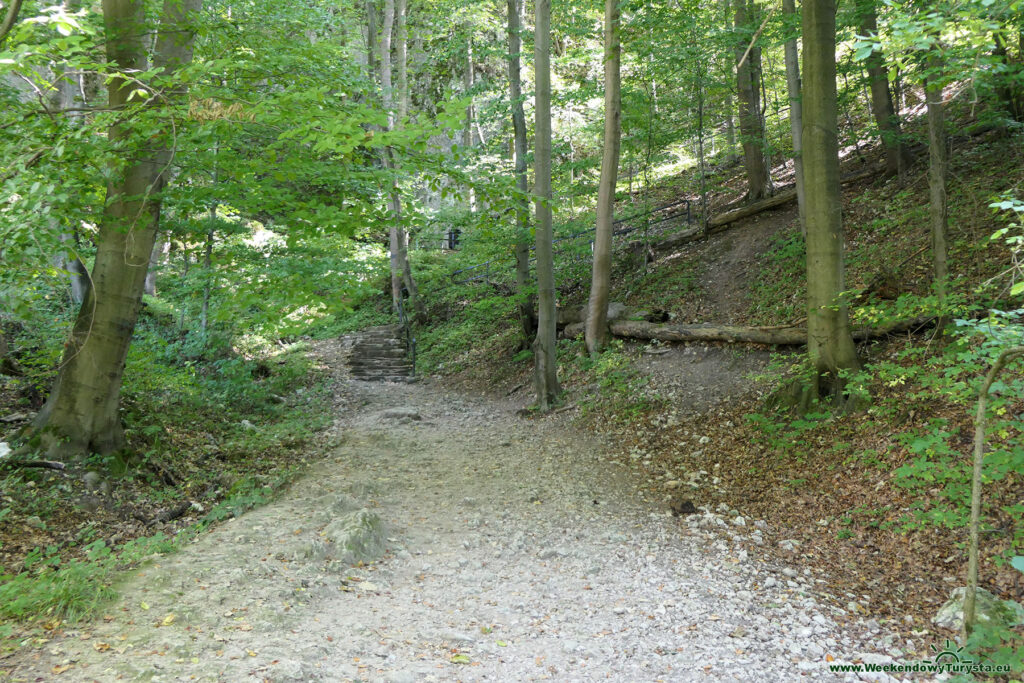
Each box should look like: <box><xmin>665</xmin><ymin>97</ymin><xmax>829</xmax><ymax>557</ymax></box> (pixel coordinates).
<box><xmin>32</xmin><ymin>0</ymin><xmax>202</xmax><ymax>459</ymax></box>
<box><xmin>585</xmin><ymin>0</ymin><xmax>621</xmax><ymax>355</ymax></box>
<box><xmin>857</xmin><ymin>0</ymin><xmax>911</xmax><ymax>176</ymax></box>
<box><xmin>801</xmin><ymin>0</ymin><xmax>859</xmax><ymax>399</ymax></box>
<box><xmin>925</xmin><ymin>54</ymin><xmax>948</xmax><ymax>305</ymax></box>
<box><xmin>532</xmin><ymin>0</ymin><xmax>560</xmax><ymax>410</ymax></box>
<box><xmin>782</xmin><ymin>0</ymin><xmax>805</xmax><ymax>235</ymax></box>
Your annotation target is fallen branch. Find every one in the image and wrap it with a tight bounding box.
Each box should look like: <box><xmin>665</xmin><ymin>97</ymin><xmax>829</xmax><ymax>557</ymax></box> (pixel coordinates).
<box><xmin>0</xmin><ymin>458</ymin><xmax>65</xmax><ymax>471</ymax></box>
<box><xmin>135</xmin><ymin>501</ymin><xmax>192</xmax><ymax>526</ymax></box>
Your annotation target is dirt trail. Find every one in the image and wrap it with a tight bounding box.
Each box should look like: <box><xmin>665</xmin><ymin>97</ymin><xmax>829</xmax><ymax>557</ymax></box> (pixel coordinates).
<box><xmin>11</xmin><ymin>371</ymin><xmax>913</xmax><ymax>683</ymax></box>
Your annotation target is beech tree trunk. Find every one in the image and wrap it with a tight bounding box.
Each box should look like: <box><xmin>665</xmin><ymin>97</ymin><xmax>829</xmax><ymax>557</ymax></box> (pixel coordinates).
<box><xmin>734</xmin><ymin>0</ymin><xmax>772</xmax><ymax>201</ymax></box>
<box><xmin>585</xmin><ymin>0</ymin><xmax>621</xmax><ymax>355</ymax></box>
<box><xmin>925</xmin><ymin>56</ymin><xmax>948</xmax><ymax>303</ymax></box>
<box><xmin>379</xmin><ymin>0</ymin><xmax>421</xmax><ymax>321</ymax></box>
<box><xmin>380</xmin><ymin>0</ymin><xmax>394</xmax><ymax>121</ymax></box>
<box><xmin>54</xmin><ymin>15</ymin><xmax>91</xmax><ymax>305</ymax></box>
<box><xmin>33</xmin><ymin>0</ymin><xmax>202</xmax><ymax>458</ymax></box>
<box><xmin>993</xmin><ymin>34</ymin><xmax>1024</xmax><ymax>122</ymax></box>
<box><xmin>365</xmin><ymin>0</ymin><xmax>377</xmax><ymax>79</ymax></box>
<box><xmin>381</xmin><ymin>0</ymin><xmax>401</xmax><ymax>310</ymax></box>
<box><xmin>57</xmin><ymin>231</ymin><xmax>91</xmax><ymax>304</ymax></box>
<box><xmin>199</xmin><ymin>210</ymin><xmax>216</xmax><ymax>334</ymax></box>
<box><xmin>143</xmin><ymin>233</ymin><xmax>165</xmax><ymax>296</ymax></box>
<box><xmin>782</xmin><ymin>0</ymin><xmax>805</xmax><ymax>235</ymax></box>
<box><xmin>724</xmin><ymin>93</ymin><xmax>737</xmax><ymax>162</ymax></box>
<box><xmin>802</xmin><ymin>0</ymin><xmax>859</xmax><ymax>398</ymax></box>
<box><xmin>857</xmin><ymin>0</ymin><xmax>910</xmax><ymax>176</ymax></box>
<box><xmin>507</xmin><ymin>0</ymin><xmax>534</xmax><ymax>346</ymax></box>
<box><xmin>395</xmin><ymin>0</ymin><xmax>408</xmax><ymax>120</ymax></box>
<box><xmin>532</xmin><ymin>0</ymin><xmax>560</xmax><ymax>409</ymax></box>
<box><xmin>463</xmin><ymin>36</ymin><xmax>476</xmax><ymax>212</ymax></box>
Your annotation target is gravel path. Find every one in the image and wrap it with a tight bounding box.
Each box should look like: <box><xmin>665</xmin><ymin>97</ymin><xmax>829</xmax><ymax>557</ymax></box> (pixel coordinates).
<box><xmin>15</xmin><ymin>377</ymin><xmax>921</xmax><ymax>682</ymax></box>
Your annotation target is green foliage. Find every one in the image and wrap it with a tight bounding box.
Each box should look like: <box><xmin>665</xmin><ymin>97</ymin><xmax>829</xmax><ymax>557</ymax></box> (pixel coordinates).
<box><xmin>744</xmin><ymin>410</ymin><xmax>835</xmax><ymax>463</ymax></box>
<box><xmin>0</xmin><ymin>533</ymin><xmax>178</xmax><ymax>624</ymax></box>
<box><xmin>747</xmin><ymin>308</ymin><xmax>1024</xmax><ymax>565</ymax></box>
<box><xmin>748</xmin><ymin>232</ymin><xmax>807</xmax><ymax>324</ymax></box>
<box><xmin>962</xmin><ymin>619</ymin><xmax>1024</xmax><ymax>679</ymax></box>
<box><xmin>564</xmin><ymin>340</ymin><xmax>663</xmax><ymax>420</ymax></box>
<box><xmin>418</xmin><ymin>293</ymin><xmax>518</xmax><ymax>374</ymax></box>
<box><xmin>990</xmin><ymin>195</ymin><xmax>1024</xmax><ymax>297</ymax></box>
<box><xmin>198</xmin><ymin>475</ymin><xmax>282</xmax><ymax>528</ymax></box>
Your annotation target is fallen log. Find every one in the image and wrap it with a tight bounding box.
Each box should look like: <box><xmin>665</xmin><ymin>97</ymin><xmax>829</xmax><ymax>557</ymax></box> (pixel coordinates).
<box><xmin>606</xmin><ymin>314</ymin><xmax>935</xmax><ymax>346</ymax></box>
<box><xmin>644</xmin><ymin>165</ymin><xmax>887</xmax><ymax>256</ymax></box>
<box><xmin>608</xmin><ymin>320</ymin><xmax>806</xmax><ymax>345</ymax></box>
<box><xmin>706</xmin><ymin>188</ymin><xmax>799</xmax><ymax>230</ymax></box>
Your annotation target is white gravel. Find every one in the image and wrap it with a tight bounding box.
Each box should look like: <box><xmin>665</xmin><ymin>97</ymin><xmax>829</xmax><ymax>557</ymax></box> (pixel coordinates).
<box><xmin>14</xmin><ymin>377</ymin><xmax>928</xmax><ymax>682</ymax></box>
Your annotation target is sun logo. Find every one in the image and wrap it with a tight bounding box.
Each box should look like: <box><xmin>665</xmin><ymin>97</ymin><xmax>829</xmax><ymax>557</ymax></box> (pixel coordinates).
<box><xmin>926</xmin><ymin>639</ymin><xmax>974</xmax><ymax>666</ymax></box>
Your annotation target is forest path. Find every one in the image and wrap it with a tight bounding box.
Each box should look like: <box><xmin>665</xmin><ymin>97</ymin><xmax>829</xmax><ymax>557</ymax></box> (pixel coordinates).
<box><xmin>17</xmin><ymin>375</ymin><xmax>902</xmax><ymax>682</ymax></box>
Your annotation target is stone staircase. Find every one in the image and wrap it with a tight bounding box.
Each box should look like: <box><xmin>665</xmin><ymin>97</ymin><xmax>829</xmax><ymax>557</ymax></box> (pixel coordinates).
<box><xmin>347</xmin><ymin>325</ymin><xmax>415</xmax><ymax>382</ymax></box>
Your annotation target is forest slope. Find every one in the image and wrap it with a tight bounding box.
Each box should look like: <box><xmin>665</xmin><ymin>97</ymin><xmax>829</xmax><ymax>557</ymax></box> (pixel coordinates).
<box><xmin>417</xmin><ymin>124</ymin><xmax>1024</xmax><ymax>670</ymax></box>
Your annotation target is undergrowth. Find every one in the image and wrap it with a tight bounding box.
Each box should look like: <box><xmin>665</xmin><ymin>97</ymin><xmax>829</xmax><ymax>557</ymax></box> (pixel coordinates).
<box><xmin>0</xmin><ymin>288</ymin><xmax>334</xmax><ymax>636</ymax></box>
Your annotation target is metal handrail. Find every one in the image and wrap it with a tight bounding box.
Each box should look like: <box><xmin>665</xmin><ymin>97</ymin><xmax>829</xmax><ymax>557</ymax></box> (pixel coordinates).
<box><xmin>396</xmin><ymin>297</ymin><xmax>416</xmax><ymax>378</ymax></box>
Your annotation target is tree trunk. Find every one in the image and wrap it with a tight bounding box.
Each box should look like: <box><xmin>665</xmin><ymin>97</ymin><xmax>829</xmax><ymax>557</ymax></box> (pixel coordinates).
<box><xmin>199</xmin><ymin>218</ymin><xmax>215</xmax><ymax>334</ymax></box>
<box><xmin>926</xmin><ymin>55</ymin><xmax>948</xmax><ymax>304</ymax></box>
<box><xmin>782</xmin><ymin>0</ymin><xmax>806</xmax><ymax>235</ymax></box>
<box><xmin>387</xmin><ymin>225</ymin><xmax>402</xmax><ymax>310</ymax></box>
<box><xmin>380</xmin><ymin>0</ymin><xmax>399</xmax><ymax>299</ymax></box>
<box><xmin>585</xmin><ymin>0</ymin><xmax>621</xmax><ymax>355</ymax></box>
<box><xmin>724</xmin><ymin>93</ymin><xmax>737</xmax><ymax>162</ymax></box>
<box><xmin>144</xmin><ymin>233</ymin><xmax>165</xmax><ymax>296</ymax></box>
<box><xmin>380</xmin><ymin>0</ymin><xmax>394</xmax><ymax>121</ymax></box>
<box><xmin>380</xmin><ymin>0</ymin><xmax>401</xmax><ymax>311</ymax></box>
<box><xmin>802</xmin><ymin>0</ymin><xmax>859</xmax><ymax>399</ymax></box>
<box><xmin>507</xmin><ymin>0</ymin><xmax>534</xmax><ymax>347</ymax></box>
<box><xmin>0</xmin><ymin>330</ymin><xmax>25</xmax><ymax>377</ymax></box>
<box><xmin>201</xmin><ymin>143</ymin><xmax>219</xmax><ymax>334</ymax></box>
<box><xmin>532</xmin><ymin>0</ymin><xmax>560</xmax><ymax>409</ymax></box>
<box><xmin>697</xmin><ymin>78</ymin><xmax>709</xmax><ymax>228</ymax></box>
<box><xmin>58</xmin><ymin>231</ymin><xmax>91</xmax><ymax>304</ymax></box>
<box><xmin>964</xmin><ymin>347</ymin><xmax>1024</xmax><ymax>639</ymax></box>
<box><xmin>395</xmin><ymin>0</ymin><xmax>408</xmax><ymax>120</ymax></box>
<box><xmin>735</xmin><ymin>0</ymin><xmax>772</xmax><ymax>201</ymax></box>
<box><xmin>365</xmin><ymin>0</ymin><xmax>377</xmax><ymax>80</ymax></box>
<box><xmin>993</xmin><ymin>34</ymin><xmax>1024</xmax><ymax>122</ymax></box>
<box><xmin>463</xmin><ymin>36</ymin><xmax>476</xmax><ymax>212</ymax></box>
<box><xmin>379</xmin><ymin>0</ymin><xmax>421</xmax><ymax>322</ymax></box>
<box><xmin>53</xmin><ymin>12</ymin><xmax>91</xmax><ymax>305</ymax></box>
<box><xmin>857</xmin><ymin>0</ymin><xmax>911</xmax><ymax>176</ymax></box>
<box><xmin>32</xmin><ymin>0</ymin><xmax>202</xmax><ymax>458</ymax></box>
<box><xmin>603</xmin><ymin>316</ymin><xmax>935</xmax><ymax>346</ymax></box>
<box><xmin>398</xmin><ymin>227</ymin><xmax>423</xmax><ymax>323</ymax></box>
